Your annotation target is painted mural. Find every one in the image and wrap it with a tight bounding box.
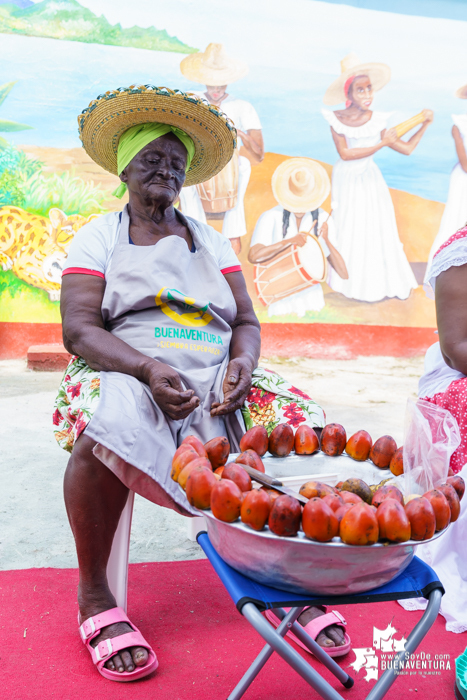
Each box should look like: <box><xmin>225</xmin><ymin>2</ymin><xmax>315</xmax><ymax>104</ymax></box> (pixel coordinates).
<box><xmin>1</xmin><ymin>0</ymin><xmax>467</xmax><ymax>332</ymax></box>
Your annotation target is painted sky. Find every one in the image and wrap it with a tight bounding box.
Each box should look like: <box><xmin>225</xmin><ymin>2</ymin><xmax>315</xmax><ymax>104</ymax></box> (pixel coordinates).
<box><xmin>2</xmin><ymin>0</ymin><xmax>467</xmax><ymax>201</ymax></box>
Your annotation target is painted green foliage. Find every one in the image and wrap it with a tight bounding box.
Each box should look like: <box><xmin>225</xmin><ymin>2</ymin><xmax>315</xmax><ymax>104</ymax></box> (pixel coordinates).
<box><xmin>0</xmin><ymin>81</ymin><xmax>32</xmax><ymax>147</ymax></box>
<box><xmin>0</xmin><ymin>143</ymin><xmax>107</xmax><ymax>216</ymax></box>
<box><xmin>0</xmin><ymin>0</ymin><xmax>197</xmax><ymax>53</ymax></box>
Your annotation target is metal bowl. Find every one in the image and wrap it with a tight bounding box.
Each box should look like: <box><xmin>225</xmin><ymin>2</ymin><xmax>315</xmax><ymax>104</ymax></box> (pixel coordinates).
<box><xmin>203</xmin><ymin>511</ymin><xmax>446</xmax><ymax>596</ymax></box>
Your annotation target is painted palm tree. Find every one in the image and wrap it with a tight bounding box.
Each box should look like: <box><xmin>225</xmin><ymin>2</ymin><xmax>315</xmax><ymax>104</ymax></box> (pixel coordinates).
<box><xmin>0</xmin><ymin>82</ymin><xmax>32</xmax><ymax>147</ymax></box>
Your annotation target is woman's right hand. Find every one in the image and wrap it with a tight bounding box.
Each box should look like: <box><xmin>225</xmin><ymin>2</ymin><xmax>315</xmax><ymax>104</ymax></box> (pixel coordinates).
<box><xmin>289</xmin><ymin>232</ymin><xmax>308</xmax><ymax>247</ymax></box>
<box><xmin>142</xmin><ymin>359</ymin><xmax>200</xmax><ymax>420</ymax></box>
<box><xmin>381</xmin><ymin>128</ymin><xmax>398</xmax><ymax>147</ymax></box>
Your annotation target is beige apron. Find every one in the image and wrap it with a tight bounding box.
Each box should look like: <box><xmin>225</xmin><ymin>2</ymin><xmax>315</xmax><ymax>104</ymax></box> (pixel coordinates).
<box><xmin>86</xmin><ymin>206</ymin><xmax>244</xmax><ymax>515</ymax></box>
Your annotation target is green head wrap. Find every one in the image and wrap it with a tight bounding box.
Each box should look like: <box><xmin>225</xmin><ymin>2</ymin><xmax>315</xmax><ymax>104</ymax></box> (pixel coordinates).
<box><xmin>112</xmin><ymin>122</ymin><xmax>196</xmax><ymax>199</ymax></box>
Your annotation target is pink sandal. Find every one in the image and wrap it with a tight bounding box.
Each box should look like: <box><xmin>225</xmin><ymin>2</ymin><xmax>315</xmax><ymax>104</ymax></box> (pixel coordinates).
<box><xmin>79</xmin><ymin>607</ymin><xmax>159</xmax><ymax>681</ymax></box>
<box><xmin>264</xmin><ymin>606</ymin><xmax>351</xmax><ymax>658</ymax></box>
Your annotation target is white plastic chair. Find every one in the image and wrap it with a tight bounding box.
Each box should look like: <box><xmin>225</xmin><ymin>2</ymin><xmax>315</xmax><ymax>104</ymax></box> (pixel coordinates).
<box><xmin>106</xmin><ymin>491</ymin><xmax>205</xmax><ymax>611</ymax></box>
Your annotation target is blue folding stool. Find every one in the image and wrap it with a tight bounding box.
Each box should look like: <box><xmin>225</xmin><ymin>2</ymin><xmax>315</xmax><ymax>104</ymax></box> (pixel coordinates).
<box><xmin>198</xmin><ymin>532</ymin><xmax>444</xmax><ymax>700</ymax></box>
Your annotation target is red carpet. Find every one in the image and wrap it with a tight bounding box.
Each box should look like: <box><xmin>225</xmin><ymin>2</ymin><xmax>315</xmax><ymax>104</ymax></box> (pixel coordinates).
<box><xmin>0</xmin><ymin>561</ymin><xmax>465</xmax><ymax>700</ymax></box>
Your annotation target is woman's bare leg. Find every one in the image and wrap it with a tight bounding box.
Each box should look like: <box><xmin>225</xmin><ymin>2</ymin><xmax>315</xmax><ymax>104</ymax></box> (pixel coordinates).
<box><xmin>64</xmin><ymin>433</ymin><xmax>149</xmax><ymax>673</ymax></box>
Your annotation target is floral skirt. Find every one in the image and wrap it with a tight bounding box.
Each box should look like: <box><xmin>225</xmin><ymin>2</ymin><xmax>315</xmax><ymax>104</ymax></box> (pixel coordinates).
<box><xmin>423</xmin><ymin>378</ymin><xmax>467</xmax><ymax>474</ymax></box>
<box><xmin>53</xmin><ymin>357</ymin><xmax>326</xmax><ymax>453</ymax></box>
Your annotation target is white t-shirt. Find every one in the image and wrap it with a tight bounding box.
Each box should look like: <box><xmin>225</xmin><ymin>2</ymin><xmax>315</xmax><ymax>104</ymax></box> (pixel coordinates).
<box><xmin>194</xmin><ymin>92</ymin><xmax>262</xmax><ymax>132</ymax></box>
<box><xmin>250</xmin><ymin>205</ymin><xmax>333</xmax><ymax>257</ymax></box>
<box><xmin>63</xmin><ymin>207</ymin><xmax>241</xmax><ymax>278</ymax></box>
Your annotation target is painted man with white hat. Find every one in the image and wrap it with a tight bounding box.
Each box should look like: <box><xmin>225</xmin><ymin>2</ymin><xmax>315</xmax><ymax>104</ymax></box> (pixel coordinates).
<box><xmin>249</xmin><ymin>158</ymin><xmax>348</xmax><ymax>317</ymax></box>
<box><xmin>179</xmin><ymin>43</ymin><xmax>264</xmax><ymax>254</ymax></box>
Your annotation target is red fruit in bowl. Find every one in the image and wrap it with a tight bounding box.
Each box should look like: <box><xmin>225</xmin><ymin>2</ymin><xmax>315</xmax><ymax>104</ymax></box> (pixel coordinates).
<box><xmin>372</xmin><ymin>485</ymin><xmax>404</xmax><ymax>508</ymax></box>
<box><xmin>221</xmin><ymin>463</ymin><xmax>252</xmax><ymax>493</ymax></box>
<box><xmin>211</xmin><ymin>480</ymin><xmax>243</xmax><ymax>522</ymax></box>
<box><xmin>369</xmin><ymin>436</ymin><xmax>397</xmax><ymax>469</ymax></box>
<box><xmin>335</xmin><ymin>503</ymin><xmax>355</xmax><ymax>523</ymax></box>
<box><xmin>185</xmin><ymin>466</ymin><xmax>217</xmax><ymax>510</ymax></box>
<box><xmin>376</xmin><ymin>498</ymin><xmax>411</xmax><ymax>542</ymax></box>
<box><xmin>437</xmin><ymin>483</ymin><xmax>460</xmax><ymax>523</ymax></box>
<box><xmin>182</xmin><ymin>435</ymin><xmax>208</xmax><ymax>459</ymax></box>
<box><xmin>302</xmin><ymin>498</ymin><xmax>339</xmax><ymax>542</ymax></box>
<box><xmin>404</xmin><ymin>497</ymin><xmax>436</xmax><ymax>541</ymax></box>
<box><xmin>240</xmin><ymin>426</ymin><xmax>269</xmax><ymax>456</ymax></box>
<box><xmin>322</xmin><ymin>493</ymin><xmax>344</xmax><ymax>512</ymax></box>
<box><xmin>340</xmin><ymin>503</ymin><xmax>379</xmax><ymax>546</ymax></box>
<box><xmin>447</xmin><ymin>475</ymin><xmax>465</xmax><ymax>501</ymax></box>
<box><xmin>345</xmin><ymin>430</ymin><xmax>372</xmax><ymax>461</ymax></box>
<box><xmin>204</xmin><ymin>436</ymin><xmax>230</xmax><ymax>469</ymax></box>
<box><xmin>268</xmin><ymin>424</ymin><xmax>294</xmax><ymax>457</ymax></box>
<box><xmin>294</xmin><ymin>425</ymin><xmax>320</xmax><ymax>455</ymax></box>
<box><xmin>423</xmin><ymin>489</ymin><xmax>451</xmax><ymax>531</ymax></box>
<box><xmin>340</xmin><ymin>491</ymin><xmax>363</xmax><ymax>506</ymax></box>
<box><xmin>236</xmin><ymin>449</ymin><xmax>265</xmax><ymax>473</ymax></box>
<box><xmin>268</xmin><ymin>495</ymin><xmax>302</xmax><ymax>537</ymax></box>
<box><xmin>389</xmin><ymin>447</ymin><xmax>404</xmax><ymax>476</ymax></box>
<box><xmin>241</xmin><ymin>489</ymin><xmax>272</xmax><ymax>531</ymax></box>
<box><xmin>321</xmin><ymin>423</ymin><xmax>346</xmax><ymax>456</ymax></box>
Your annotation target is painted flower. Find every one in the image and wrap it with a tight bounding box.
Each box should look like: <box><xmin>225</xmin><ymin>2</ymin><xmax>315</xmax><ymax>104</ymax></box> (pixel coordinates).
<box><xmin>282</xmin><ymin>402</ymin><xmax>306</xmax><ymax>427</ymax></box>
<box><xmin>67</xmin><ymin>382</ymin><xmax>82</xmax><ymax>399</ymax></box>
<box><xmin>52</xmin><ymin>408</ymin><xmax>62</xmax><ymax>426</ymax></box>
<box><xmin>65</xmin><ymin>374</ymin><xmax>71</xmax><ymax>382</ymax></box>
<box><xmin>90</xmin><ymin>377</ymin><xmax>100</xmax><ymax>391</ymax></box>
<box><xmin>289</xmin><ymin>386</ymin><xmax>311</xmax><ymax>401</ymax></box>
<box><xmin>247</xmin><ymin>386</ymin><xmax>275</xmax><ymax>408</ymax></box>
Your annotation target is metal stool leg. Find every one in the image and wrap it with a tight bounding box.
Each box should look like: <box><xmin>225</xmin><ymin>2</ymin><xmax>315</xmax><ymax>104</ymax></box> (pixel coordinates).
<box><xmin>365</xmin><ymin>589</ymin><xmax>443</xmax><ymax>700</ymax></box>
<box><xmin>228</xmin><ymin>607</ymin><xmax>304</xmax><ymax>700</ymax></box>
<box><xmin>242</xmin><ymin>604</ymin><xmax>347</xmax><ymax>700</ymax></box>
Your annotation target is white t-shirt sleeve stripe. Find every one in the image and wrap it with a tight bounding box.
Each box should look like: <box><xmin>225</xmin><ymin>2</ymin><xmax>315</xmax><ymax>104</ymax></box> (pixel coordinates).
<box><xmin>62</xmin><ymin>212</ymin><xmax>120</xmax><ymax>277</ymax></box>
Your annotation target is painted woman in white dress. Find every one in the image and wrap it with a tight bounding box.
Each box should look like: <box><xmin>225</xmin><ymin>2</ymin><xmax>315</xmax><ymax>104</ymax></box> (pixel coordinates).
<box><xmin>322</xmin><ymin>53</ymin><xmax>433</xmax><ymax>302</ymax></box>
<box><xmin>425</xmin><ymin>81</ymin><xmax>467</xmax><ymax>278</ymax></box>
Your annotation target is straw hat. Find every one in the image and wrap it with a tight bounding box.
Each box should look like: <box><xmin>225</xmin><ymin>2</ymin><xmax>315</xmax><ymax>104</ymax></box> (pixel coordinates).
<box><xmin>271</xmin><ymin>158</ymin><xmax>330</xmax><ymax>213</ymax></box>
<box><xmin>455</xmin><ymin>84</ymin><xmax>467</xmax><ymax>99</ymax></box>
<box><xmin>77</xmin><ymin>85</ymin><xmax>237</xmax><ymax>186</ymax></box>
<box><xmin>323</xmin><ymin>52</ymin><xmax>391</xmax><ymax>106</ymax></box>
<box><xmin>180</xmin><ymin>43</ymin><xmax>248</xmax><ymax>85</ymax></box>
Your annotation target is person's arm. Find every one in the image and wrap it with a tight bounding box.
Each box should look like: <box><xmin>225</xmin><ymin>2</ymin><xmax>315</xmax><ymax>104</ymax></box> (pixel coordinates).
<box><xmin>453</xmin><ymin>125</ymin><xmax>467</xmax><ymax>173</ymax></box>
<box><xmin>386</xmin><ymin>109</ymin><xmax>434</xmax><ymax>155</ymax></box>
<box><xmin>248</xmin><ymin>231</ymin><xmax>308</xmax><ymax>264</ymax></box>
<box><xmin>331</xmin><ymin>125</ymin><xmax>398</xmax><ymax>160</ymax></box>
<box><xmin>319</xmin><ymin>222</ymin><xmax>348</xmax><ymax>279</ymax></box>
<box><xmin>210</xmin><ymin>271</ymin><xmax>261</xmax><ymax>416</ymax></box>
<box><xmin>61</xmin><ymin>274</ymin><xmax>199</xmax><ymax>420</ymax></box>
<box><xmin>435</xmin><ymin>263</ymin><xmax>467</xmax><ymax>374</ymax></box>
<box><xmin>237</xmin><ymin>128</ymin><xmax>264</xmax><ymax>161</ymax></box>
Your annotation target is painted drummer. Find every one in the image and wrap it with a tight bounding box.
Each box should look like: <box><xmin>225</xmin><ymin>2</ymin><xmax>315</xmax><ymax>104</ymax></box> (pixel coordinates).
<box><xmin>179</xmin><ymin>43</ymin><xmax>264</xmax><ymax>254</ymax></box>
<box><xmin>248</xmin><ymin>158</ymin><xmax>348</xmax><ymax>317</ymax></box>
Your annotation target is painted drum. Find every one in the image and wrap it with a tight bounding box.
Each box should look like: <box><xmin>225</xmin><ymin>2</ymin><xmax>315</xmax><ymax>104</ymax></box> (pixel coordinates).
<box><xmin>196</xmin><ymin>148</ymin><xmax>239</xmax><ymax>213</ymax></box>
<box><xmin>254</xmin><ymin>234</ymin><xmax>327</xmax><ymax>307</ymax></box>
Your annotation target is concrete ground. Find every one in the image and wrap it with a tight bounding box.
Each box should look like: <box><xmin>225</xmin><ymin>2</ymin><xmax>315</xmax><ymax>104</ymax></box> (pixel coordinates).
<box><xmin>0</xmin><ymin>354</ymin><xmax>424</xmax><ymax>572</ymax></box>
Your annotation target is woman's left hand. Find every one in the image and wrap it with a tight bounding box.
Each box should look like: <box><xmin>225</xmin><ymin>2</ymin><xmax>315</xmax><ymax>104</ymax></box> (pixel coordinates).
<box><xmin>210</xmin><ymin>358</ymin><xmax>253</xmax><ymax>416</ymax></box>
<box><xmin>422</xmin><ymin>108</ymin><xmax>434</xmax><ymax>124</ymax></box>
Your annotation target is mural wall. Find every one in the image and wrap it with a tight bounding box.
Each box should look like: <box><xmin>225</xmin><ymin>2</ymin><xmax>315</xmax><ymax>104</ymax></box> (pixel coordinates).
<box><xmin>1</xmin><ymin>0</ymin><xmax>467</xmax><ymax>352</ymax></box>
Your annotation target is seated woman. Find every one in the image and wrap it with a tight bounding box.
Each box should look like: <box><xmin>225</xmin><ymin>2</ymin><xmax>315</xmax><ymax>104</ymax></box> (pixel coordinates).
<box><xmin>398</xmin><ymin>228</ymin><xmax>467</xmax><ymax>633</ymax></box>
<box><xmin>54</xmin><ymin>86</ymin><xmax>346</xmax><ymax>682</ymax></box>
<box><xmin>420</xmin><ymin>225</ymin><xmax>467</xmax><ymax>473</ymax></box>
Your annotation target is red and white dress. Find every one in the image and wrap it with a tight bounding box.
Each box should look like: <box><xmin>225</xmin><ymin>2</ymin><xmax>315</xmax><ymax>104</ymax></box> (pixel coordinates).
<box><xmin>419</xmin><ymin>226</ymin><xmax>467</xmax><ymax>473</ymax></box>
<box><xmin>398</xmin><ymin>228</ymin><xmax>467</xmax><ymax>632</ymax></box>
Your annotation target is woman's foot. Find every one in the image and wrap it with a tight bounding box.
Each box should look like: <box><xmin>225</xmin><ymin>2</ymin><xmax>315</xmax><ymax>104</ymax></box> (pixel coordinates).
<box><xmin>79</xmin><ymin>585</ymin><xmax>149</xmax><ymax>673</ymax></box>
<box><xmin>298</xmin><ymin>606</ymin><xmax>346</xmax><ymax>649</ymax></box>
